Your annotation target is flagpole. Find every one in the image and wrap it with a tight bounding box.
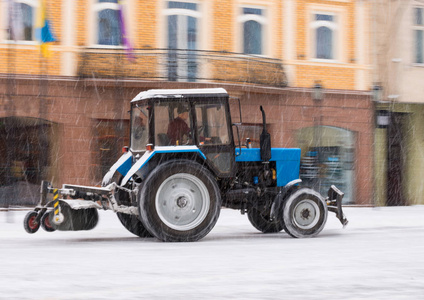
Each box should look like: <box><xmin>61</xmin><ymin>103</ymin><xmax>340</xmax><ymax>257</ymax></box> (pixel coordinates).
<box><xmin>36</xmin><ymin>0</ymin><xmax>54</xmax><ymax>183</ymax></box>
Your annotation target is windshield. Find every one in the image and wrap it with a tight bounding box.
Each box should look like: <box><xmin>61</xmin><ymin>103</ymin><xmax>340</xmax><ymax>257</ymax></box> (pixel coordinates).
<box><xmin>130</xmin><ymin>103</ymin><xmax>149</xmax><ymax>151</ymax></box>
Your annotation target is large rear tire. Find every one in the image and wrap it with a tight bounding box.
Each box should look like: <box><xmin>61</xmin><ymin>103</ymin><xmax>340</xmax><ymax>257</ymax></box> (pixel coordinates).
<box><xmin>139</xmin><ymin>160</ymin><xmax>221</xmax><ymax>242</ymax></box>
<box><xmin>282</xmin><ymin>188</ymin><xmax>328</xmax><ymax>238</ymax></box>
<box><xmin>116</xmin><ymin>212</ymin><xmax>153</xmax><ymax>238</ymax></box>
<box><xmin>247</xmin><ymin>207</ymin><xmax>284</xmax><ymax>233</ymax></box>
<box><xmin>107</xmin><ymin>174</ymin><xmax>152</xmax><ymax>238</ymax></box>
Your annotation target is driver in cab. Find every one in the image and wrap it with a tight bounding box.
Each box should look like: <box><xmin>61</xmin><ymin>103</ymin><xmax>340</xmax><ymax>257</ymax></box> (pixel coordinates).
<box><xmin>167</xmin><ymin>105</ymin><xmax>191</xmax><ymax>145</ymax></box>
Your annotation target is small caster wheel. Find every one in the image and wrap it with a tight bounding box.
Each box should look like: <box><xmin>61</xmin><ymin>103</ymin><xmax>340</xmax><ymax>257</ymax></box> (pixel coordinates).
<box><xmin>24</xmin><ymin>211</ymin><xmax>40</xmax><ymax>234</ymax></box>
<box><xmin>41</xmin><ymin>212</ymin><xmax>56</xmax><ymax>232</ymax></box>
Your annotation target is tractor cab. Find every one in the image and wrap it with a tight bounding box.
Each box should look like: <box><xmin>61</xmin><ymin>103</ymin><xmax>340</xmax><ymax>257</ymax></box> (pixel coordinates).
<box><xmin>129</xmin><ymin>88</ymin><xmax>236</xmax><ymax>177</ymax></box>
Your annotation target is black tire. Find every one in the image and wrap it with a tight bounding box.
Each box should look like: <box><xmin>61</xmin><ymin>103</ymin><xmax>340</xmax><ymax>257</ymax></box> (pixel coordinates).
<box><xmin>114</xmin><ymin>177</ymin><xmax>152</xmax><ymax>237</ymax></box>
<box><xmin>282</xmin><ymin>188</ymin><xmax>328</xmax><ymax>238</ymax></box>
<box><xmin>138</xmin><ymin>160</ymin><xmax>221</xmax><ymax>242</ymax></box>
<box><xmin>41</xmin><ymin>211</ymin><xmax>56</xmax><ymax>232</ymax></box>
<box><xmin>116</xmin><ymin>212</ymin><xmax>153</xmax><ymax>238</ymax></box>
<box><xmin>24</xmin><ymin>211</ymin><xmax>40</xmax><ymax>234</ymax></box>
<box><xmin>247</xmin><ymin>207</ymin><xmax>284</xmax><ymax>233</ymax></box>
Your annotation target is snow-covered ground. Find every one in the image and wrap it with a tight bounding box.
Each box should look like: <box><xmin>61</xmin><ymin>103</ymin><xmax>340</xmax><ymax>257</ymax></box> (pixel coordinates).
<box><xmin>1</xmin><ymin>206</ymin><xmax>424</xmax><ymax>299</ymax></box>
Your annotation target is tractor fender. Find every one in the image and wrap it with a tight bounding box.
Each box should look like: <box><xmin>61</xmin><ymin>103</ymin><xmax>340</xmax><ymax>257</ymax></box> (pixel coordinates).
<box><xmin>120</xmin><ymin>146</ymin><xmax>207</xmax><ymax>187</ymax></box>
<box><xmin>101</xmin><ymin>152</ymin><xmax>133</xmax><ymax>186</ymax></box>
<box><xmin>270</xmin><ymin>179</ymin><xmax>302</xmax><ymax>220</ymax></box>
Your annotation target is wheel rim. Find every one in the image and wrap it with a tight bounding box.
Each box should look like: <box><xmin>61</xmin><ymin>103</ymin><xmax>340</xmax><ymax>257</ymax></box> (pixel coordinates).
<box><xmin>28</xmin><ymin>215</ymin><xmax>38</xmax><ymax>230</ymax></box>
<box><xmin>44</xmin><ymin>214</ymin><xmax>52</xmax><ymax>228</ymax></box>
<box><xmin>292</xmin><ymin>199</ymin><xmax>320</xmax><ymax>230</ymax></box>
<box><xmin>155</xmin><ymin>173</ymin><xmax>210</xmax><ymax>231</ymax></box>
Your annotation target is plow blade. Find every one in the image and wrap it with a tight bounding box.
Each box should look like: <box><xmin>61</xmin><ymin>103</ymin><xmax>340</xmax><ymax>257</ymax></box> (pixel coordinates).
<box><xmin>49</xmin><ymin>200</ymin><xmax>100</xmax><ymax>231</ymax></box>
<box><xmin>326</xmin><ymin>185</ymin><xmax>348</xmax><ymax>226</ymax></box>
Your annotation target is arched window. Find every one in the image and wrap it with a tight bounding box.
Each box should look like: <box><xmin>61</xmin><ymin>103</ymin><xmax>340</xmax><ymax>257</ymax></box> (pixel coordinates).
<box><xmin>7</xmin><ymin>0</ymin><xmax>37</xmax><ymax>42</ymax></box>
<box><xmin>98</xmin><ymin>8</ymin><xmax>120</xmax><ymax>45</ymax></box>
<box><xmin>311</xmin><ymin>13</ymin><xmax>337</xmax><ymax>60</ymax></box>
<box><xmin>316</xmin><ymin>26</ymin><xmax>332</xmax><ymax>59</ymax></box>
<box><xmin>244</xmin><ymin>20</ymin><xmax>262</xmax><ymax>55</ymax></box>
<box><xmin>239</xmin><ymin>7</ymin><xmax>266</xmax><ymax>55</ymax></box>
<box><xmin>164</xmin><ymin>1</ymin><xmax>200</xmax><ymax>81</ymax></box>
<box><xmin>94</xmin><ymin>0</ymin><xmax>121</xmax><ymax>46</ymax></box>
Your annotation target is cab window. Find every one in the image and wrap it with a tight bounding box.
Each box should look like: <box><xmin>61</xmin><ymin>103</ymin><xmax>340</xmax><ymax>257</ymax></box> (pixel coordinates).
<box><xmin>130</xmin><ymin>104</ymin><xmax>149</xmax><ymax>151</ymax></box>
<box><xmin>195</xmin><ymin>102</ymin><xmax>230</xmax><ymax>145</ymax></box>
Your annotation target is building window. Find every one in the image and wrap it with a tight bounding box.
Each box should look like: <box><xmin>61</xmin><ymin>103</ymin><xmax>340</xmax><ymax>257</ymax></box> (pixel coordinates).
<box><xmin>297</xmin><ymin>126</ymin><xmax>355</xmax><ymax>204</ymax></box>
<box><xmin>165</xmin><ymin>1</ymin><xmax>200</xmax><ymax>81</ymax></box>
<box><xmin>414</xmin><ymin>7</ymin><xmax>424</xmax><ymax>64</ymax></box>
<box><xmin>239</xmin><ymin>7</ymin><xmax>265</xmax><ymax>55</ymax></box>
<box><xmin>6</xmin><ymin>0</ymin><xmax>37</xmax><ymax>41</ymax></box>
<box><xmin>95</xmin><ymin>0</ymin><xmax>121</xmax><ymax>46</ymax></box>
<box><xmin>311</xmin><ymin>13</ymin><xmax>337</xmax><ymax>60</ymax></box>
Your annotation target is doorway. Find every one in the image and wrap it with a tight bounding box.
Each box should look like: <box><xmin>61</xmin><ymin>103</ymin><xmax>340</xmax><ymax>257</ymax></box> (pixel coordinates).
<box><xmin>0</xmin><ymin>117</ymin><xmax>52</xmax><ymax>206</ymax></box>
<box><xmin>387</xmin><ymin>113</ymin><xmax>407</xmax><ymax>206</ymax></box>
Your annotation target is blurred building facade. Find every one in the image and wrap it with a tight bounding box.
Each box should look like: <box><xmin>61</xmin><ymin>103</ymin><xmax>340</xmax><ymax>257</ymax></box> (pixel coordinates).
<box><xmin>373</xmin><ymin>0</ymin><xmax>424</xmax><ymax>206</ymax></box>
<box><xmin>0</xmin><ymin>0</ymin><xmax>374</xmax><ymax>206</ymax></box>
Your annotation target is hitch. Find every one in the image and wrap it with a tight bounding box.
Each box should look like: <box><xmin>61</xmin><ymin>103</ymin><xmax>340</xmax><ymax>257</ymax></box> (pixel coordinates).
<box><xmin>326</xmin><ymin>185</ymin><xmax>348</xmax><ymax>227</ymax></box>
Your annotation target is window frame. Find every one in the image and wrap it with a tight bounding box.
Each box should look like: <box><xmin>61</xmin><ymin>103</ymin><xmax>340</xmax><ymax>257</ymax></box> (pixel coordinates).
<box><xmin>161</xmin><ymin>0</ymin><xmax>202</xmax><ymax>81</ymax></box>
<box><xmin>237</xmin><ymin>5</ymin><xmax>268</xmax><ymax>56</ymax></box>
<box><xmin>306</xmin><ymin>3</ymin><xmax>347</xmax><ymax>64</ymax></box>
<box><xmin>310</xmin><ymin>11</ymin><xmax>338</xmax><ymax>62</ymax></box>
<box><xmin>162</xmin><ymin>0</ymin><xmax>202</xmax><ymax>49</ymax></box>
<box><xmin>90</xmin><ymin>0</ymin><xmax>130</xmax><ymax>48</ymax></box>
<box><xmin>2</xmin><ymin>0</ymin><xmax>39</xmax><ymax>44</ymax></box>
<box><xmin>413</xmin><ymin>7</ymin><xmax>424</xmax><ymax>65</ymax></box>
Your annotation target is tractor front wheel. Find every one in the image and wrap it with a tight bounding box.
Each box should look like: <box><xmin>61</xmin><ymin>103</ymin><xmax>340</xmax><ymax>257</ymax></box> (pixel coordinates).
<box><xmin>138</xmin><ymin>160</ymin><xmax>221</xmax><ymax>242</ymax></box>
<box><xmin>282</xmin><ymin>188</ymin><xmax>328</xmax><ymax>238</ymax></box>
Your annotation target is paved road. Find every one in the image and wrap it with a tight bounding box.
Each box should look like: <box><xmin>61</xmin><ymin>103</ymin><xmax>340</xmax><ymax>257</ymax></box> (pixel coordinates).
<box><xmin>1</xmin><ymin>206</ymin><xmax>424</xmax><ymax>299</ymax></box>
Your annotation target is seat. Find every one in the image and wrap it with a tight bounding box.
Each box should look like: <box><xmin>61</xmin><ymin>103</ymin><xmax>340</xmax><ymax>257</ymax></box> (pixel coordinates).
<box><xmin>157</xmin><ymin>133</ymin><xmax>171</xmax><ymax>146</ymax></box>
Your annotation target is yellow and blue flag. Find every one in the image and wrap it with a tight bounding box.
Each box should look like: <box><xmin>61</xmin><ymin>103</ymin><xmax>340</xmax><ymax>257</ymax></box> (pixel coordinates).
<box><xmin>35</xmin><ymin>0</ymin><xmax>56</xmax><ymax>57</ymax></box>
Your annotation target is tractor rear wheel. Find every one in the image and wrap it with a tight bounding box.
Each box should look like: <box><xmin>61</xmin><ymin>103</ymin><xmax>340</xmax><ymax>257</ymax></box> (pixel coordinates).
<box><xmin>282</xmin><ymin>188</ymin><xmax>328</xmax><ymax>238</ymax></box>
<box><xmin>109</xmin><ymin>175</ymin><xmax>152</xmax><ymax>238</ymax></box>
<box><xmin>247</xmin><ymin>207</ymin><xmax>284</xmax><ymax>233</ymax></box>
<box><xmin>116</xmin><ymin>212</ymin><xmax>153</xmax><ymax>238</ymax></box>
<box><xmin>138</xmin><ymin>160</ymin><xmax>221</xmax><ymax>242</ymax></box>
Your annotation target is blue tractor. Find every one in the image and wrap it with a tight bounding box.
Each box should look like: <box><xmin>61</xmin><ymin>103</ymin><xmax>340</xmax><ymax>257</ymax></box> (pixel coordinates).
<box><xmin>24</xmin><ymin>88</ymin><xmax>347</xmax><ymax>241</ymax></box>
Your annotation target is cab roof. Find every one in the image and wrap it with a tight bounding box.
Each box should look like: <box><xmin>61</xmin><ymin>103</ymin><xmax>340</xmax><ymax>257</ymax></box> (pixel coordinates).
<box><xmin>131</xmin><ymin>88</ymin><xmax>228</xmax><ymax>103</ymax></box>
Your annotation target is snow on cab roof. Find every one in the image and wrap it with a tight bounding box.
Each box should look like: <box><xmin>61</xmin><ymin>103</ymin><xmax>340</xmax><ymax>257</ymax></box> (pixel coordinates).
<box><xmin>131</xmin><ymin>88</ymin><xmax>228</xmax><ymax>103</ymax></box>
